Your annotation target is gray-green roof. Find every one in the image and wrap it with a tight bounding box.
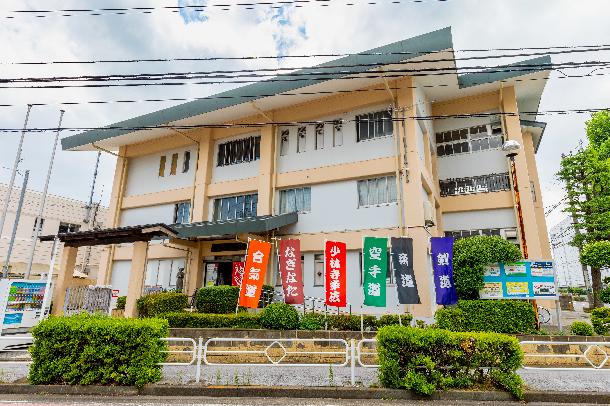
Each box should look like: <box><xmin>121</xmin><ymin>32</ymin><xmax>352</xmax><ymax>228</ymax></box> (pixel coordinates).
<box><xmin>458</xmin><ymin>55</ymin><xmax>551</xmax><ymax>88</ymax></box>
<box><xmin>171</xmin><ymin>212</ymin><xmax>298</xmax><ymax>239</ymax></box>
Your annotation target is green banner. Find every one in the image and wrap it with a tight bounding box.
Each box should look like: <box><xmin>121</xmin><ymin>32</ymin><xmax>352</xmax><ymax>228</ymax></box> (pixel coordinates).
<box><xmin>362</xmin><ymin>236</ymin><xmax>388</xmax><ymax>307</ymax></box>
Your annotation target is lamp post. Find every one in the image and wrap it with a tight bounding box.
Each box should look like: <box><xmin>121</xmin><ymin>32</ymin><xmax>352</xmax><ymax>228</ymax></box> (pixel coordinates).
<box><xmin>502</xmin><ymin>140</ymin><xmax>528</xmax><ymax>259</ymax></box>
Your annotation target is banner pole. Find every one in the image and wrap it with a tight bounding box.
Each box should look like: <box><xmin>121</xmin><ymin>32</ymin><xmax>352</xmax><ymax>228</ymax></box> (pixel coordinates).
<box><xmin>235</xmin><ymin>238</ymin><xmax>251</xmax><ymax>315</ymax></box>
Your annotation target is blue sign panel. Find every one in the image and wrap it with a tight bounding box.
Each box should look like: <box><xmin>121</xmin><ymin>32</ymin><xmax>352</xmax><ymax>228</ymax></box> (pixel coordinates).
<box><xmin>480</xmin><ymin>260</ymin><xmax>557</xmax><ymax>300</ymax></box>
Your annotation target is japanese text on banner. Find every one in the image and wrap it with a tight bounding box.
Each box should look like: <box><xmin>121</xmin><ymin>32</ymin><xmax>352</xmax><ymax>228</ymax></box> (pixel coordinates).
<box><xmin>431</xmin><ymin>237</ymin><xmax>458</xmax><ymax>306</ymax></box>
<box><xmin>390</xmin><ymin>237</ymin><xmax>421</xmax><ymax>304</ymax></box>
<box><xmin>278</xmin><ymin>239</ymin><xmax>304</xmax><ymax>305</ymax></box>
<box><xmin>325</xmin><ymin>240</ymin><xmax>346</xmax><ymax>307</ymax></box>
<box><xmin>362</xmin><ymin>237</ymin><xmax>388</xmax><ymax>307</ymax></box>
<box><xmin>238</xmin><ymin>239</ymin><xmax>272</xmax><ymax>308</ymax></box>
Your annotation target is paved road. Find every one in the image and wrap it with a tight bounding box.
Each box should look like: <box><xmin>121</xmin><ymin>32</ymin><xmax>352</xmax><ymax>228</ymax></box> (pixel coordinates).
<box><xmin>0</xmin><ymin>396</ymin><xmax>603</xmax><ymax>406</ymax></box>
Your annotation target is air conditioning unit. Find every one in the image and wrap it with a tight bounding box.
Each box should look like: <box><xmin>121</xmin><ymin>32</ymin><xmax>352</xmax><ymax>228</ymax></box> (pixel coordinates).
<box><xmin>504</xmin><ymin>228</ymin><xmax>518</xmax><ymax>239</ymax></box>
<box><xmin>423</xmin><ymin>201</ymin><xmax>435</xmax><ymax>227</ymax></box>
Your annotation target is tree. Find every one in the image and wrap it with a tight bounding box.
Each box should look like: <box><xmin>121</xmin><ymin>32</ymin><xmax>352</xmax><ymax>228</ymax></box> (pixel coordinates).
<box><xmin>557</xmin><ymin>110</ymin><xmax>610</xmax><ymax>308</ymax></box>
<box><xmin>453</xmin><ymin>236</ymin><xmax>523</xmax><ymax>299</ymax></box>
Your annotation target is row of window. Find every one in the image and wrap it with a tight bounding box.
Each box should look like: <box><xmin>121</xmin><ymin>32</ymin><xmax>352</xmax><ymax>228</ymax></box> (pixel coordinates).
<box><xmin>159</xmin><ymin>151</ymin><xmax>191</xmax><ymax>177</ymax></box>
<box><xmin>436</xmin><ymin>124</ymin><xmax>504</xmax><ymax>157</ymax></box>
<box><xmin>217</xmin><ymin>135</ymin><xmax>261</xmax><ymax>167</ymax></box>
<box><xmin>439</xmin><ymin>173</ymin><xmax>511</xmax><ymax>197</ymax></box>
<box><xmin>279</xmin><ymin>121</ymin><xmax>344</xmax><ymax>157</ymax></box>
<box><xmin>212</xmin><ymin>194</ymin><xmax>259</xmax><ymax>221</ymax></box>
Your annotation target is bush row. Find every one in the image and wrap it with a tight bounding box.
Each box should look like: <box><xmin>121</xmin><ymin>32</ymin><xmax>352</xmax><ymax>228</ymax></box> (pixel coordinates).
<box><xmin>592</xmin><ymin>307</ymin><xmax>610</xmax><ymax>335</ymax></box>
<box><xmin>377</xmin><ymin>325</ymin><xmax>524</xmax><ymax>399</ymax></box>
<box><xmin>194</xmin><ymin>285</ymin><xmax>274</xmax><ymax>313</ymax></box>
<box><xmin>435</xmin><ymin>300</ymin><xmax>537</xmax><ymax>334</ymax></box>
<box><xmin>137</xmin><ymin>292</ymin><xmax>189</xmax><ymax>317</ymax></box>
<box><xmin>29</xmin><ymin>314</ymin><xmax>168</xmax><ymax>387</ymax></box>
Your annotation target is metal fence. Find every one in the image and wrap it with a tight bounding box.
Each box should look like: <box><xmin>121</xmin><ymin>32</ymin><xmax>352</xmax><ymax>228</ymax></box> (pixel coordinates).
<box><xmin>439</xmin><ymin>172</ymin><xmax>511</xmax><ymax>197</ymax></box>
<box><xmin>520</xmin><ymin>340</ymin><xmax>610</xmax><ymax>371</ymax></box>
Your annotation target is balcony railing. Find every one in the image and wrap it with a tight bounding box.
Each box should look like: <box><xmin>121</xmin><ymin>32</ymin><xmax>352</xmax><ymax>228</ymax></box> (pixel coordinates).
<box><xmin>439</xmin><ymin>173</ymin><xmax>511</xmax><ymax>197</ymax></box>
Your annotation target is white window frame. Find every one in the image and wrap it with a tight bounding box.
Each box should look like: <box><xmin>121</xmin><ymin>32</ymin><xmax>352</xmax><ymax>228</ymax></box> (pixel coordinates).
<box><xmin>297</xmin><ymin>126</ymin><xmax>307</xmax><ymax>153</ymax></box>
<box><xmin>436</xmin><ymin>123</ymin><xmax>504</xmax><ymax>158</ymax></box>
<box><xmin>357</xmin><ymin>175</ymin><xmax>398</xmax><ymax>208</ymax></box>
<box><xmin>315</xmin><ymin>123</ymin><xmax>324</xmax><ymax>150</ymax></box>
<box><xmin>356</xmin><ymin>110</ymin><xmax>394</xmax><ymax>142</ymax></box>
<box><xmin>279</xmin><ymin>129</ymin><xmax>290</xmax><ymax>156</ymax></box>
<box><xmin>278</xmin><ymin>187</ymin><xmax>311</xmax><ymax>214</ymax></box>
<box><xmin>333</xmin><ymin>120</ymin><xmax>343</xmax><ymax>147</ymax></box>
<box><xmin>313</xmin><ymin>253</ymin><xmax>324</xmax><ymax>287</ymax></box>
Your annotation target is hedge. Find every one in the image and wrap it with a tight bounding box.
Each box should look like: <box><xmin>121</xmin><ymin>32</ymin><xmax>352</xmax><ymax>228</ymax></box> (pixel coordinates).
<box><xmin>591</xmin><ymin>307</ymin><xmax>610</xmax><ymax>335</ymax></box>
<box><xmin>137</xmin><ymin>292</ymin><xmax>188</xmax><ymax>317</ymax></box>
<box><xmin>29</xmin><ymin>314</ymin><xmax>168</xmax><ymax>387</ymax></box>
<box><xmin>435</xmin><ymin>300</ymin><xmax>537</xmax><ymax>334</ymax></box>
<box><xmin>260</xmin><ymin>303</ymin><xmax>300</xmax><ymax>330</ymax></box>
<box><xmin>377</xmin><ymin>325</ymin><xmax>523</xmax><ymax>398</ymax></box>
<box><xmin>161</xmin><ymin>312</ymin><xmax>262</xmax><ymax>329</ymax></box>
<box><xmin>195</xmin><ymin>285</ymin><xmax>274</xmax><ymax>314</ymax></box>
<box><xmin>570</xmin><ymin>321</ymin><xmax>594</xmax><ymax>336</ymax></box>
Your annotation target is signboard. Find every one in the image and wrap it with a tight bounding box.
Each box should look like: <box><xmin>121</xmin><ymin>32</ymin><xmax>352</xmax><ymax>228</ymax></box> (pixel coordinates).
<box><xmin>278</xmin><ymin>239</ymin><xmax>304</xmax><ymax>305</ymax></box>
<box><xmin>362</xmin><ymin>237</ymin><xmax>388</xmax><ymax>307</ymax></box>
<box><xmin>390</xmin><ymin>237</ymin><xmax>420</xmax><ymax>304</ymax></box>
<box><xmin>325</xmin><ymin>240</ymin><xmax>347</xmax><ymax>307</ymax></box>
<box><xmin>238</xmin><ymin>240</ymin><xmax>272</xmax><ymax>308</ymax></box>
<box><xmin>232</xmin><ymin>262</ymin><xmax>245</xmax><ymax>287</ymax></box>
<box><xmin>480</xmin><ymin>260</ymin><xmax>557</xmax><ymax>300</ymax></box>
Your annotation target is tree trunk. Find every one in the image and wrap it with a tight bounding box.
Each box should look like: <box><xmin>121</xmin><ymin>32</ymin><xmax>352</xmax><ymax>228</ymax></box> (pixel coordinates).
<box><xmin>591</xmin><ymin>267</ymin><xmax>603</xmax><ymax>308</ymax></box>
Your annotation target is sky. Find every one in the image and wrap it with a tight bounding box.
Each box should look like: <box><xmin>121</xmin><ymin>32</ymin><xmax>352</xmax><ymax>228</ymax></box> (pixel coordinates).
<box><xmin>0</xmin><ymin>0</ymin><xmax>609</xmax><ymax>231</ymax></box>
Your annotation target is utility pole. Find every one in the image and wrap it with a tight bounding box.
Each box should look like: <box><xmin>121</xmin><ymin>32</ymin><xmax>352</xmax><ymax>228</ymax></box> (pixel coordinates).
<box><xmin>0</xmin><ymin>105</ymin><xmax>33</xmax><ymax>239</ymax></box>
<box><xmin>26</xmin><ymin>110</ymin><xmax>65</xmax><ymax>279</ymax></box>
<box><xmin>79</xmin><ymin>151</ymin><xmax>101</xmax><ymax>275</ymax></box>
<box><xmin>2</xmin><ymin>170</ymin><xmax>29</xmax><ymax>278</ymax></box>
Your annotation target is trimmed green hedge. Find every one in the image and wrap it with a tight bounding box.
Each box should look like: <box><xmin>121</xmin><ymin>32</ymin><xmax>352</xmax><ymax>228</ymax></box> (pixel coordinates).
<box><xmin>137</xmin><ymin>292</ymin><xmax>188</xmax><ymax>317</ymax></box>
<box><xmin>260</xmin><ymin>303</ymin><xmax>300</xmax><ymax>330</ymax></box>
<box><xmin>195</xmin><ymin>285</ymin><xmax>275</xmax><ymax>314</ymax></box>
<box><xmin>570</xmin><ymin>321</ymin><xmax>594</xmax><ymax>336</ymax></box>
<box><xmin>162</xmin><ymin>312</ymin><xmax>262</xmax><ymax>329</ymax></box>
<box><xmin>435</xmin><ymin>300</ymin><xmax>537</xmax><ymax>334</ymax></box>
<box><xmin>591</xmin><ymin>307</ymin><xmax>610</xmax><ymax>335</ymax></box>
<box><xmin>29</xmin><ymin>314</ymin><xmax>168</xmax><ymax>387</ymax></box>
<box><xmin>377</xmin><ymin>325</ymin><xmax>524</xmax><ymax>398</ymax></box>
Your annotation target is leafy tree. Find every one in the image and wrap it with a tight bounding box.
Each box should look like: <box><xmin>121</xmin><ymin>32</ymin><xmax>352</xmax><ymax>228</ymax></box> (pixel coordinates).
<box><xmin>557</xmin><ymin>110</ymin><xmax>610</xmax><ymax>308</ymax></box>
<box><xmin>452</xmin><ymin>236</ymin><xmax>522</xmax><ymax>299</ymax></box>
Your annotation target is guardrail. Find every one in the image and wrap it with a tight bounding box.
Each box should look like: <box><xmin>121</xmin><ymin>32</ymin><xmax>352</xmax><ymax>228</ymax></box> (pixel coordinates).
<box><xmin>520</xmin><ymin>340</ymin><xmax>610</xmax><ymax>371</ymax></box>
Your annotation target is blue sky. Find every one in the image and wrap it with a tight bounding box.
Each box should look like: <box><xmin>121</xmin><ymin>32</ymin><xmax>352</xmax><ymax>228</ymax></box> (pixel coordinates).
<box><xmin>0</xmin><ymin>0</ymin><xmax>609</xmax><ymax>229</ymax></box>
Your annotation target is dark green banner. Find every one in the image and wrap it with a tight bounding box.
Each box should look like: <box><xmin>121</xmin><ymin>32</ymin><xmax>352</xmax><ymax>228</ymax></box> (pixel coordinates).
<box><xmin>362</xmin><ymin>236</ymin><xmax>388</xmax><ymax>307</ymax></box>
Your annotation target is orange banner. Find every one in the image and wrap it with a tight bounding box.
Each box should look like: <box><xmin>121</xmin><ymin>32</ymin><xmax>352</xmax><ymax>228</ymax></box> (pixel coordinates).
<box><xmin>238</xmin><ymin>239</ymin><xmax>272</xmax><ymax>309</ymax></box>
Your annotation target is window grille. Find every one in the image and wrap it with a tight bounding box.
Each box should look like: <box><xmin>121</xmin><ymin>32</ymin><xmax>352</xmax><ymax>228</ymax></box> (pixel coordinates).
<box><xmin>436</xmin><ymin>124</ymin><xmax>504</xmax><ymax>157</ymax></box>
<box><xmin>439</xmin><ymin>173</ymin><xmax>511</xmax><ymax>197</ymax></box>
<box><xmin>213</xmin><ymin>194</ymin><xmax>258</xmax><ymax>221</ymax></box>
<box><xmin>217</xmin><ymin>135</ymin><xmax>261</xmax><ymax>166</ymax></box>
<box><xmin>356</xmin><ymin>110</ymin><xmax>393</xmax><ymax>141</ymax></box>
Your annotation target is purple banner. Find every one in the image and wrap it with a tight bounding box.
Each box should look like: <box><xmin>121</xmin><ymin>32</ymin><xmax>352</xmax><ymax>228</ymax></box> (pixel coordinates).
<box><xmin>431</xmin><ymin>237</ymin><xmax>458</xmax><ymax>306</ymax></box>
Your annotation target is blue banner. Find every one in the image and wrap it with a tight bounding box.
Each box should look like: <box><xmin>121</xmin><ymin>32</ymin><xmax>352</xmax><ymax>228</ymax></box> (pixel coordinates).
<box><xmin>431</xmin><ymin>237</ymin><xmax>458</xmax><ymax>305</ymax></box>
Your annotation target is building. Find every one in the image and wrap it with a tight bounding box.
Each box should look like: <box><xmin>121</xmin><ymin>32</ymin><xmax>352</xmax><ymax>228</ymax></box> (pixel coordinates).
<box><xmin>0</xmin><ymin>183</ymin><xmax>107</xmax><ymax>279</ymax></box>
<box><xmin>550</xmin><ymin>217</ymin><xmax>587</xmax><ymax>288</ymax></box>
<box><xmin>49</xmin><ymin>27</ymin><xmax>552</xmax><ymax>319</ymax></box>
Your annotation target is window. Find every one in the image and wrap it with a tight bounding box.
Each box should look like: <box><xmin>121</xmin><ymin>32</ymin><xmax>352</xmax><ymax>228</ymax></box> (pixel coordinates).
<box><xmin>158</xmin><ymin>156</ymin><xmax>167</xmax><ymax>177</ymax></box>
<box><xmin>170</xmin><ymin>153</ymin><xmax>179</xmax><ymax>175</ymax></box>
<box><xmin>530</xmin><ymin>181</ymin><xmax>537</xmax><ymax>202</ymax></box>
<box><xmin>445</xmin><ymin>228</ymin><xmax>508</xmax><ymax>240</ymax></box>
<box><xmin>356</xmin><ymin>110</ymin><xmax>393</xmax><ymax>141</ymax></box>
<box><xmin>32</xmin><ymin>217</ymin><xmax>45</xmax><ymax>235</ymax></box>
<box><xmin>279</xmin><ymin>129</ymin><xmax>289</xmax><ymax>156</ymax></box>
<box><xmin>436</xmin><ymin>123</ymin><xmax>504</xmax><ymax>157</ymax></box>
<box><xmin>314</xmin><ymin>253</ymin><xmax>324</xmax><ymax>286</ymax></box>
<box><xmin>357</xmin><ymin>176</ymin><xmax>397</xmax><ymax>207</ymax></box>
<box><xmin>217</xmin><ymin>135</ymin><xmax>261</xmax><ymax>167</ymax></box>
<box><xmin>333</xmin><ymin>120</ymin><xmax>343</xmax><ymax>147</ymax></box>
<box><xmin>279</xmin><ymin>187</ymin><xmax>311</xmax><ymax>214</ymax></box>
<box><xmin>182</xmin><ymin>151</ymin><xmax>191</xmax><ymax>173</ymax></box>
<box><xmin>297</xmin><ymin>126</ymin><xmax>307</xmax><ymax>153</ymax></box>
<box><xmin>174</xmin><ymin>201</ymin><xmax>191</xmax><ymax>224</ymax></box>
<box><xmin>439</xmin><ymin>173</ymin><xmax>511</xmax><ymax>197</ymax></box>
<box><xmin>58</xmin><ymin>222</ymin><xmax>80</xmax><ymax>234</ymax></box>
<box><xmin>213</xmin><ymin>194</ymin><xmax>258</xmax><ymax>221</ymax></box>
<box><xmin>315</xmin><ymin>123</ymin><xmax>324</xmax><ymax>150</ymax></box>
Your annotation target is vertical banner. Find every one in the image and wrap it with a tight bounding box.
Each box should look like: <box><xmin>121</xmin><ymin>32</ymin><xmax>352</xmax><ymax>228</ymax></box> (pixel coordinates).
<box><xmin>325</xmin><ymin>240</ymin><xmax>347</xmax><ymax>307</ymax></box>
<box><xmin>362</xmin><ymin>237</ymin><xmax>388</xmax><ymax>307</ymax></box>
<box><xmin>431</xmin><ymin>237</ymin><xmax>458</xmax><ymax>305</ymax></box>
<box><xmin>238</xmin><ymin>239</ymin><xmax>272</xmax><ymax>308</ymax></box>
<box><xmin>278</xmin><ymin>239</ymin><xmax>304</xmax><ymax>304</ymax></box>
<box><xmin>231</xmin><ymin>261</ymin><xmax>245</xmax><ymax>287</ymax></box>
<box><xmin>390</xmin><ymin>237</ymin><xmax>420</xmax><ymax>304</ymax></box>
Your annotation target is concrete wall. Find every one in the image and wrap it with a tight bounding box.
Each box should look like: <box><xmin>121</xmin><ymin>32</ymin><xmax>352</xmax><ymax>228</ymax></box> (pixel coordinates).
<box><xmin>120</xmin><ymin>203</ymin><xmax>176</xmax><ymax>227</ymax></box>
<box><xmin>442</xmin><ymin>208</ymin><xmax>517</xmax><ymax>231</ymax></box>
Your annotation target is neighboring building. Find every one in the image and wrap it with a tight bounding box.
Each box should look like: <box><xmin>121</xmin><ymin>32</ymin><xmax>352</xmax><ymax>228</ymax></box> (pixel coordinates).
<box><xmin>51</xmin><ymin>27</ymin><xmax>552</xmax><ymax>318</ymax></box>
<box><xmin>0</xmin><ymin>183</ymin><xmax>107</xmax><ymax>279</ymax></box>
<box><xmin>550</xmin><ymin>217</ymin><xmax>587</xmax><ymax>288</ymax></box>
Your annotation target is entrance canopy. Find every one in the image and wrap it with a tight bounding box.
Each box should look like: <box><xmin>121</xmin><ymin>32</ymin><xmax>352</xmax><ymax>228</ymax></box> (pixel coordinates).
<box><xmin>39</xmin><ymin>223</ymin><xmax>177</xmax><ymax>247</ymax></box>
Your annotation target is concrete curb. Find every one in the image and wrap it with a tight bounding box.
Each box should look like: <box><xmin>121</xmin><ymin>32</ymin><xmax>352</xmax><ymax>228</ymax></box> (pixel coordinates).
<box><xmin>1</xmin><ymin>384</ymin><xmax>609</xmax><ymax>403</ymax></box>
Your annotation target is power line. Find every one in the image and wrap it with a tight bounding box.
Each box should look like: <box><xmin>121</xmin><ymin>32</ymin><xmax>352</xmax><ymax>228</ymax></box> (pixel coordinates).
<box><xmin>0</xmin><ymin>108</ymin><xmax>606</xmax><ymax>133</ymax></box>
<box><xmin>4</xmin><ymin>44</ymin><xmax>610</xmax><ymax>66</ymax></box>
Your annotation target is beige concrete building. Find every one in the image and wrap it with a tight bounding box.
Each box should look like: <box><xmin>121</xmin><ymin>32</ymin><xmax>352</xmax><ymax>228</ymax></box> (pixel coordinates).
<box><xmin>0</xmin><ymin>183</ymin><xmax>107</xmax><ymax>279</ymax></box>
<box><xmin>49</xmin><ymin>27</ymin><xmax>552</xmax><ymax>319</ymax></box>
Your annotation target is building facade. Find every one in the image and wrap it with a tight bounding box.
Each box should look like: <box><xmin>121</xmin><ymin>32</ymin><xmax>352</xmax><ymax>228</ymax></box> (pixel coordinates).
<box><xmin>54</xmin><ymin>28</ymin><xmax>552</xmax><ymax>318</ymax></box>
<box><xmin>0</xmin><ymin>183</ymin><xmax>107</xmax><ymax>279</ymax></box>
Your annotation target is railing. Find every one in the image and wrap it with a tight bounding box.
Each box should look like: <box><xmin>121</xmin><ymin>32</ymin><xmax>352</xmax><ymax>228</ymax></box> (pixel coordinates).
<box><xmin>439</xmin><ymin>173</ymin><xmax>511</xmax><ymax>197</ymax></box>
<box><xmin>0</xmin><ymin>336</ymin><xmax>33</xmax><ymax>364</ymax></box>
<box><xmin>520</xmin><ymin>340</ymin><xmax>610</xmax><ymax>371</ymax></box>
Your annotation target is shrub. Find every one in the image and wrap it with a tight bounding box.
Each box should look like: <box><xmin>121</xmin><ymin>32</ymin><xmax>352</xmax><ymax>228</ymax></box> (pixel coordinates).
<box><xmin>600</xmin><ymin>286</ymin><xmax>610</xmax><ymax>304</ymax></box>
<box><xmin>570</xmin><ymin>321</ymin><xmax>594</xmax><ymax>336</ymax></box>
<box><xmin>115</xmin><ymin>296</ymin><xmax>126</xmax><ymax>310</ymax></box>
<box><xmin>161</xmin><ymin>312</ymin><xmax>262</xmax><ymax>329</ymax></box>
<box><xmin>196</xmin><ymin>286</ymin><xmax>240</xmax><ymax>314</ymax></box>
<box><xmin>260</xmin><ymin>303</ymin><xmax>300</xmax><ymax>330</ymax></box>
<box><xmin>326</xmin><ymin>314</ymin><xmax>377</xmax><ymax>331</ymax></box>
<box><xmin>377</xmin><ymin>314</ymin><xmax>414</xmax><ymax>328</ymax></box>
<box><xmin>29</xmin><ymin>314</ymin><xmax>168</xmax><ymax>387</ymax></box>
<box><xmin>435</xmin><ymin>300</ymin><xmax>537</xmax><ymax>334</ymax></box>
<box><xmin>299</xmin><ymin>313</ymin><xmax>325</xmax><ymax>330</ymax></box>
<box><xmin>137</xmin><ymin>292</ymin><xmax>188</xmax><ymax>317</ymax></box>
<box><xmin>453</xmin><ymin>236</ymin><xmax>523</xmax><ymax>299</ymax></box>
<box><xmin>591</xmin><ymin>307</ymin><xmax>610</xmax><ymax>335</ymax></box>
<box><xmin>377</xmin><ymin>325</ymin><xmax>523</xmax><ymax>399</ymax></box>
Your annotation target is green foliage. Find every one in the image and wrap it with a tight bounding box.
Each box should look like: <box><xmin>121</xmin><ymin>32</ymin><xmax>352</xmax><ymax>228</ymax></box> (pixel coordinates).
<box><xmin>581</xmin><ymin>241</ymin><xmax>610</xmax><ymax>269</ymax></box>
<box><xmin>28</xmin><ymin>314</ymin><xmax>168</xmax><ymax>387</ymax></box>
<box><xmin>196</xmin><ymin>286</ymin><xmax>240</xmax><ymax>314</ymax></box>
<box><xmin>137</xmin><ymin>292</ymin><xmax>188</xmax><ymax>317</ymax></box>
<box><xmin>377</xmin><ymin>314</ymin><xmax>414</xmax><ymax>328</ymax></box>
<box><xmin>326</xmin><ymin>314</ymin><xmax>377</xmax><ymax>331</ymax></box>
<box><xmin>600</xmin><ymin>286</ymin><xmax>610</xmax><ymax>304</ymax></box>
<box><xmin>377</xmin><ymin>325</ymin><xmax>524</xmax><ymax>399</ymax></box>
<box><xmin>299</xmin><ymin>313</ymin><xmax>325</xmax><ymax>330</ymax></box>
<box><xmin>591</xmin><ymin>307</ymin><xmax>610</xmax><ymax>335</ymax></box>
<box><xmin>260</xmin><ymin>303</ymin><xmax>300</xmax><ymax>330</ymax></box>
<box><xmin>160</xmin><ymin>311</ymin><xmax>262</xmax><ymax>329</ymax></box>
<box><xmin>586</xmin><ymin>109</ymin><xmax>610</xmax><ymax>150</ymax></box>
<box><xmin>452</xmin><ymin>236</ymin><xmax>522</xmax><ymax>299</ymax></box>
<box><xmin>570</xmin><ymin>321</ymin><xmax>594</xmax><ymax>336</ymax></box>
<box><xmin>115</xmin><ymin>296</ymin><xmax>126</xmax><ymax>310</ymax></box>
<box><xmin>435</xmin><ymin>300</ymin><xmax>537</xmax><ymax>334</ymax></box>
